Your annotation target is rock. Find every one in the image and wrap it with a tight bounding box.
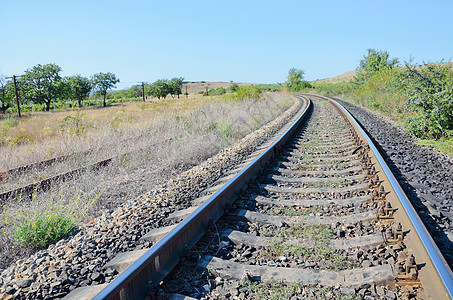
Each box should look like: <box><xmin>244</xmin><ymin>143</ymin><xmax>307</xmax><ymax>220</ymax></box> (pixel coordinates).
<box><xmin>340</xmin><ymin>286</ymin><xmax>354</xmax><ymax>295</ymax></box>
<box><xmin>385</xmin><ymin>291</ymin><xmax>396</xmax><ymax>300</ymax></box>
<box><xmin>15</xmin><ymin>278</ymin><xmax>34</xmax><ymax>288</ymax></box>
<box><xmin>5</xmin><ymin>286</ymin><xmax>16</xmax><ymax>295</ymax></box>
<box><xmin>91</xmin><ymin>272</ymin><xmax>104</xmax><ymax>282</ymax></box>
<box><xmin>362</xmin><ymin>260</ymin><xmax>373</xmax><ymax>267</ymax></box>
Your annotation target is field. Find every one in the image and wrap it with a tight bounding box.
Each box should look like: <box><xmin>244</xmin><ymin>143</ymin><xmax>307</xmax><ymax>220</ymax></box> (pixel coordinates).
<box><xmin>0</xmin><ymin>91</ymin><xmax>293</xmax><ymax>270</ymax></box>
<box><xmin>182</xmin><ymin>81</ymin><xmax>256</xmax><ymax>95</ymax></box>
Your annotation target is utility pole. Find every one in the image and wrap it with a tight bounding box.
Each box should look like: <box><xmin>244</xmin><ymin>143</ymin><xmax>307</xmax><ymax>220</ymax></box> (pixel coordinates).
<box><xmin>6</xmin><ymin>75</ymin><xmax>23</xmax><ymax>118</ymax></box>
<box><xmin>142</xmin><ymin>82</ymin><xmax>145</xmax><ymax>102</ymax></box>
<box><xmin>185</xmin><ymin>86</ymin><xmax>188</xmax><ymax>98</ymax></box>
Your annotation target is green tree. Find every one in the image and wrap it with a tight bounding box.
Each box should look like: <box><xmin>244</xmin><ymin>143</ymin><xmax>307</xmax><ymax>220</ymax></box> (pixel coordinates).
<box><xmin>127</xmin><ymin>85</ymin><xmax>143</xmax><ymax>98</ymax></box>
<box><xmin>92</xmin><ymin>72</ymin><xmax>120</xmax><ymax>107</ymax></box>
<box><xmin>0</xmin><ymin>76</ymin><xmax>14</xmax><ymax>113</ymax></box>
<box><xmin>286</xmin><ymin>68</ymin><xmax>310</xmax><ymax>91</ymax></box>
<box><xmin>22</xmin><ymin>63</ymin><xmax>64</xmax><ymax>111</ymax></box>
<box><xmin>229</xmin><ymin>82</ymin><xmax>239</xmax><ymax>92</ymax></box>
<box><xmin>148</xmin><ymin>79</ymin><xmax>170</xmax><ymax>99</ymax></box>
<box><xmin>169</xmin><ymin>77</ymin><xmax>184</xmax><ymax>98</ymax></box>
<box><xmin>66</xmin><ymin>75</ymin><xmax>92</xmax><ymax>107</ymax></box>
<box><xmin>355</xmin><ymin>49</ymin><xmax>399</xmax><ymax>85</ymax></box>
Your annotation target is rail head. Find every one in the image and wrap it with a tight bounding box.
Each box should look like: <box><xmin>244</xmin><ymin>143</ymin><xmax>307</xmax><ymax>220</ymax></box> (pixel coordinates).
<box><xmin>311</xmin><ymin>94</ymin><xmax>453</xmax><ymax>300</ymax></box>
<box><xmin>93</xmin><ymin>94</ymin><xmax>312</xmax><ymax>299</ymax></box>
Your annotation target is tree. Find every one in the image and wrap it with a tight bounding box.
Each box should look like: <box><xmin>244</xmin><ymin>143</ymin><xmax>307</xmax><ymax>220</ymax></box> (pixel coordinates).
<box><xmin>229</xmin><ymin>83</ymin><xmax>239</xmax><ymax>92</ymax></box>
<box><xmin>92</xmin><ymin>72</ymin><xmax>120</xmax><ymax>107</ymax></box>
<box><xmin>169</xmin><ymin>77</ymin><xmax>184</xmax><ymax>98</ymax></box>
<box><xmin>22</xmin><ymin>64</ymin><xmax>64</xmax><ymax>111</ymax></box>
<box><xmin>148</xmin><ymin>79</ymin><xmax>170</xmax><ymax>99</ymax></box>
<box><xmin>286</xmin><ymin>68</ymin><xmax>309</xmax><ymax>91</ymax></box>
<box><xmin>355</xmin><ymin>49</ymin><xmax>399</xmax><ymax>84</ymax></box>
<box><xmin>0</xmin><ymin>76</ymin><xmax>14</xmax><ymax>113</ymax></box>
<box><xmin>66</xmin><ymin>75</ymin><xmax>92</xmax><ymax>107</ymax></box>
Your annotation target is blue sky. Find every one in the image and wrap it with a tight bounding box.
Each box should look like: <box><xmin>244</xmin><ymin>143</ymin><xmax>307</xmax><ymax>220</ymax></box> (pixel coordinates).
<box><xmin>1</xmin><ymin>0</ymin><xmax>452</xmax><ymax>89</ymax></box>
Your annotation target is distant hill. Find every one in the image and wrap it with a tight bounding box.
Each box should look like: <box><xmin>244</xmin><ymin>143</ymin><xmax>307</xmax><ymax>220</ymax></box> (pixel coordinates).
<box><xmin>313</xmin><ymin>70</ymin><xmax>357</xmax><ymax>84</ymax></box>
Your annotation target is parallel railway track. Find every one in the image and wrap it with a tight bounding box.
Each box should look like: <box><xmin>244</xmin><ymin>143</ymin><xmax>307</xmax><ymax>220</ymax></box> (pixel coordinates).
<box><xmin>0</xmin><ymin>136</ymin><xmax>170</xmax><ymax>203</ymax></box>
<box><xmin>60</xmin><ymin>94</ymin><xmax>452</xmax><ymax>299</ymax></box>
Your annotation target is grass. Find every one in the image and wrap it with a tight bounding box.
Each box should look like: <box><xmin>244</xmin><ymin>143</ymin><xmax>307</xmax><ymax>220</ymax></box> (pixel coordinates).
<box><xmin>13</xmin><ymin>213</ymin><xmax>77</xmax><ymax>248</ymax></box>
<box><xmin>297</xmin><ymin>153</ymin><xmax>313</xmax><ymax>161</ymax></box>
<box><xmin>239</xmin><ymin>280</ymin><xmax>359</xmax><ymax>300</ymax></box>
<box><xmin>265</xmin><ymin>206</ymin><xmax>320</xmax><ymax>217</ymax></box>
<box><xmin>305</xmin><ymin>178</ymin><xmax>347</xmax><ymax>188</ymax></box>
<box><xmin>301</xmin><ymin>140</ymin><xmax>322</xmax><ymax>149</ymax></box>
<box><xmin>259</xmin><ymin>224</ymin><xmax>349</xmax><ymax>270</ymax></box>
<box><xmin>0</xmin><ymin>92</ymin><xmax>294</xmax><ymax>268</ymax></box>
<box><xmin>417</xmin><ymin>138</ymin><xmax>453</xmax><ymax>155</ymax></box>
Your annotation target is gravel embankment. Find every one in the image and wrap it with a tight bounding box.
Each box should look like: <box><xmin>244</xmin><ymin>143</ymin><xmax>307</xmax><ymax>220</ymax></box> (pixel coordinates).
<box><xmin>335</xmin><ymin>98</ymin><xmax>453</xmax><ymax>268</ymax></box>
<box><xmin>0</xmin><ymin>95</ymin><xmax>305</xmax><ymax>299</ymax></box>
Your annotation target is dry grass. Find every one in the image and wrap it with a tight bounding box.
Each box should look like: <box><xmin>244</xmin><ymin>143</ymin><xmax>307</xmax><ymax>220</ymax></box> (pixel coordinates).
<box><xmin>182</xmin><ymin>81</ymin><xmax>256</xmax><ymax>95</ymax></box>
<box><xmin>0</xmin><ymin>92</ymin><xmax>293</xmax><ymax>270</ymax></box>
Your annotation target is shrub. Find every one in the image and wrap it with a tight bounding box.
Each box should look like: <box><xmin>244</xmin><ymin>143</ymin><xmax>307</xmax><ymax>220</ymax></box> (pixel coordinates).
<box><xmin>60</xmin><ymin>109</ymin><xmax>86</xmax><ymax>136</ymax></box>
<box><xmin>4</xmin><ymin>115</ymin><xmax>19</xmax><ymax>127</ymax></box>
<box><xmin>234</xmin><ymin>86</ymin><xmax>261</xmax><ymax>100</ymax></box>
<box><xmin>9</xmin><ymin>133</ymin><xmax>33</xmax><ymax>146</ymax></box>
<box><xmin>14</xmin><ymin>213</ymin><xmax>78</xmax><ymax>248</ymax></box>
<box><xmin>402</xmin><ymin>63</ymin><xmax>453</xmax><ymax>139</ymax></box>
<box><xmin>208</xmin><ymin>87</ymin><xmax>226</xmax><ymax>95</ymax></box>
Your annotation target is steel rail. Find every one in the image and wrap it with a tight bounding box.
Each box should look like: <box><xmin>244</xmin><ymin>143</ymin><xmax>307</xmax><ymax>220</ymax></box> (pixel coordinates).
<box><xmin>317</xmin><ymin>94</ymin><xmax>453</xmax><ymax>299</ymax></box>
<box><xmin>93</xmin><ymin>95</ymin><xmax>312</xmax><ymax>299</ymax></box>
<box><xmin>0</xmin><ymin>134</ymin><xmax>145</xmax><ymax>182</ymax></box>
<box><xmin>0</xmin><ymin>138</ymin><xmax>173</xmax><ymax>203</ymax></box>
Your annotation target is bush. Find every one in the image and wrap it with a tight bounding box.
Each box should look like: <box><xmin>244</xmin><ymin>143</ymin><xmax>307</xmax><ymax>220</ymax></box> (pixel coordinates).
<box><xmin>4</xmin><ymin>115</ymin><xmax>19</xmax><ymax>127</ymax></box>
<box><xmin>14</xmin><ymin>213</ymin><xmax>77</xmax><ymax>248</ymax></box>
<box><xmin>234</xmin><ymin>86</ymin><xmax>261</xmax><ymax>100</ymax></box>
<box><xmin>60</xmin><ymin>110</ymin><xmax>86</xmax><ymax>136</ymax></box>
<box><xmin>208</xmin><ymin>87</ymin><xmax>226</xmax><ymax>95</ymax></box>
<box><xmin>402</xmin><ymin>63</ymin><xmax>453</xmax><ymax>139</ymax></box>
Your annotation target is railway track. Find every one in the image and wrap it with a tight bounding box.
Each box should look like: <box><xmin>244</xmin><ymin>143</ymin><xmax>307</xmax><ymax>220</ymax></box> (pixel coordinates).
<box><xmin>0</xmin><ymin>135</ymin><xmax>170</xmax><ymax>203</ymax></box>
<box><xmin>0</xmin><ymin>93</ymin><xmax>307</xmax><ymax>299</ymax></box>
<box><xmin>2</xmin><ymin>94</ymin><xmax>451</xmax><ymax>299</ymax></box>
<box><xmin>78</xmin><ymin>94</ymin><xmax>453</xmax><ymax>300</ymax></box>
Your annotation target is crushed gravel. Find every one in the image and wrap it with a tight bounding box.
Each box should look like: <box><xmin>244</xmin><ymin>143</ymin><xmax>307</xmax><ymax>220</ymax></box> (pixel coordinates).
<box><xmin>334</xmin><ymin>98</ymin><xmax>453</xmax><ymax>268</ymax></box>
<box><xmin>0</xmin><ymin>95</ymin><xmax>305</xmax><ymax>299</ymax></box>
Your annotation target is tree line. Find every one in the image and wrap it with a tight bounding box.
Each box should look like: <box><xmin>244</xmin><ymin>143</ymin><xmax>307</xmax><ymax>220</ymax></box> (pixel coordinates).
<box><xmin>0</xmin><ymin>63</ymin><xmax>186</xmax><ymax>114</ymax></box>
<box><xmin>0</xmin><ymin>63</ymin><xmax>120</xmax><ymax>112</ymax></box>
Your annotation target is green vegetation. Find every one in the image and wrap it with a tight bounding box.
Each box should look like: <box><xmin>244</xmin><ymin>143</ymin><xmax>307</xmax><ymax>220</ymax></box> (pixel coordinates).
<box><xmin>313</xmin><ymin>49</ymin><xmax>453</xmax><ymax>154</ymax></box>
<box><xmin>0</xmin><ymin>76</ymin><xmax>14</xmax><ymax>113</ymax></box>
<box><xmin>59</xmin><ymin>109</ymin><xmax>88</xmax><ymax>136</ymax></box>
<box><xmin>65</xmin><ymin>75</ymin><xmax>92</xmax><ymax>107</ymax></box>
<box><xmin>22</xmin><ymin>63</ymin><xmax>64</xmax><ymax>111</ymax></box>
<box><xmin>306</xmin><ymin>178</ymin><xmax>347</xmax><ymax>188</ymax></box>
<box><xmin>92</xmin><ymin>72</ymin><xmax>120</xmax><ymax>107</ymax></box>
<box><xmin>14</xmin><ymin>213</ymin><xmax>77</xmax><ymax>248</ymax></box>
<box><xmin>239</xmin><ymin>280</ymin><xmax>359</xmax><ymax>300</ymax></box>
<box><xmin>286</xmin><ymin>68</ymin><xmax>312</xmax><ymax>91</ymax></box>
<box><xmin>1</xmin><ymin>64</ymin><xmax>122</xmax><ymax>113</ymax></box>
<box><xmin>145</xmin><ymin>77</ymin><xmax>184</xmax><ymax>99</ymax></box>
<box><xmin>265</xmin><ymin>206</ymin><xmax>318</xmax><ymax>216</ymax></box>
<box><xmin>260</xmin><ymin>224</ymin><xmax>348</xmax><ymax>270</ymax></box>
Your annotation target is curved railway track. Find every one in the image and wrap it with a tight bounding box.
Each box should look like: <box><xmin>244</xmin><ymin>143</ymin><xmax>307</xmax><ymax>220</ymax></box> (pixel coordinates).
<box><xmin>3</xmin><ymin>94</ymin><xmax>450</xmax><ymax>299</ymax></box>
<box><xmin>77</xmin><ymin>94</ymin><xmax>453</xmax><ymax>300</ymax></box>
